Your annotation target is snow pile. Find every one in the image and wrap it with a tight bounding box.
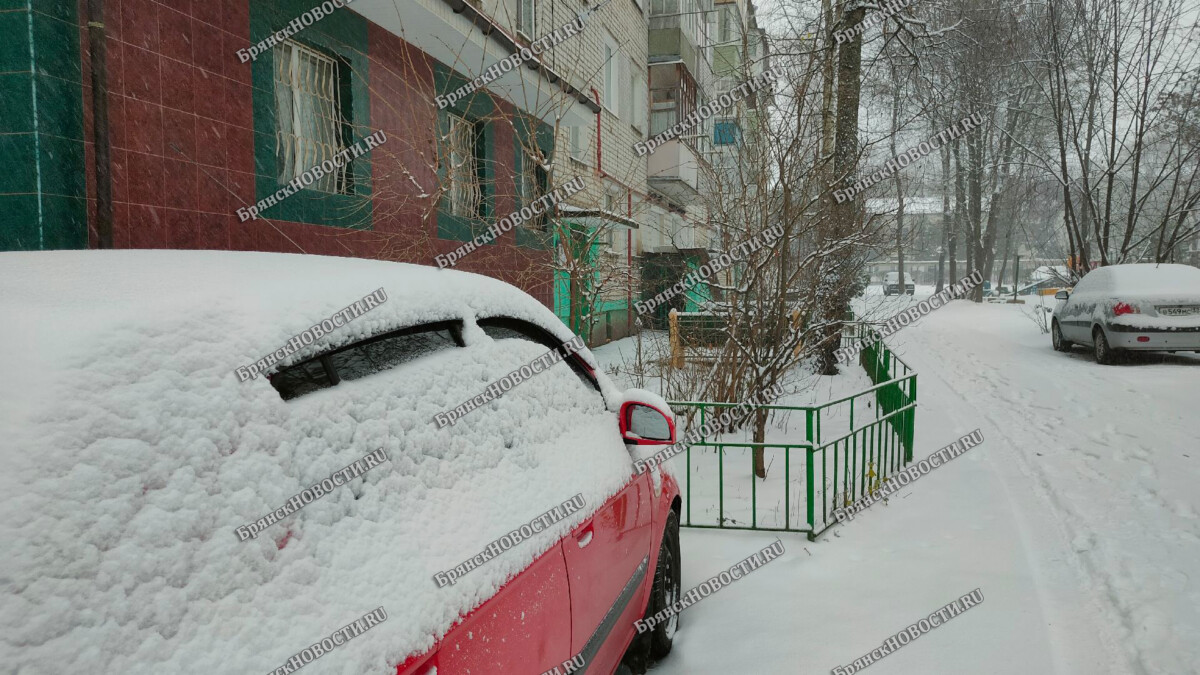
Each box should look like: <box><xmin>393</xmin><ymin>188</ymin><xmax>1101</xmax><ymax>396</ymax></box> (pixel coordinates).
<box><xmin>0</xmin><ymin>251</ymin><xmax>633</xmax><ymax>674</ymax></box>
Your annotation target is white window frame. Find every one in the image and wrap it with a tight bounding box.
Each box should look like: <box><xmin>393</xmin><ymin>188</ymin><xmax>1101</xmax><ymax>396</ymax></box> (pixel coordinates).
<box><xmin>718</xmin><ymin>4</ymin><xmax>736</xmax><ymax>43</ymax></box>
<box><xmin>604</xmin><ymin>193</ymin><xmax>621</xmax><ymax>252</ymax></box>
<box><xmin>516</xmin><ymin>0</ymin><xmax>536</xmax><ymax>39</ymax></box>
<box><xmin>569</xmin><ymin>124</ymin><xmax>588</xmax><ymax>163</ymax></box>
<box><xmin>631</xmin><ymin>64</ymin><xmax>646</xmax><ymax>134</ymax></box>
<box><xmin>602</xmin><ymin>34</ymin><xmax>620</xmax><ymax>115</ymax></box>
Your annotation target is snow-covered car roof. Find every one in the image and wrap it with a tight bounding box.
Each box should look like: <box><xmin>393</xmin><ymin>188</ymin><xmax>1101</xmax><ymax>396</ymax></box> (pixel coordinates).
<box><xmin>0</xmin><ymin>250</ymin><xmax>598</xmax><ymax>390</ymax></box>
<box><xmin>0</xmin><ymin>250</ymin><xmax>632</xmax><ymax>675</ymax></box>
<box><xmin>1097</xmin><ymin>263</ymin><xmax>1200</xmax><ymax>293</ymax></box>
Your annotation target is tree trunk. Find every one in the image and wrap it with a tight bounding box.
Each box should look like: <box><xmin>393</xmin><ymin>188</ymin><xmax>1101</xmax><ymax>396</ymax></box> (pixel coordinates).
<box><xmin>815</xmin><ymin>0</ymin><xmax>865</xmax><ymax>375</ymax></box>
<box><xmin>937</xmin><ymin>118</ymin><xmax>951</xmax><ymax>293</ymax></box>
<box><xmin>952</xmin><ymin>136</ymin><xmax>965</xmax><ymax>283</ymax></box>
<box><xmin>753</xmin><ymin>408</ymin><xmax>768</xmax><ymax>479</ymax></box>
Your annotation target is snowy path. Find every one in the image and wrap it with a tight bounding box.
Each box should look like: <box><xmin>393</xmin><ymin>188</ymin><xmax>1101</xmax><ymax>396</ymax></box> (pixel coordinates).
<box><xmin>645</xmin><ymin>291</ymin><xmax>1199</xmax><ymax>675</ymax></box>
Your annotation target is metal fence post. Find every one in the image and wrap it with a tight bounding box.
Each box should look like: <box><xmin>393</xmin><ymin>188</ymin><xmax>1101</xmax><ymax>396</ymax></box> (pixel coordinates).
<box><xmin>806</xmin><ymin>409</ymin><xmax>815</xmax><ymax>532</ymax></box>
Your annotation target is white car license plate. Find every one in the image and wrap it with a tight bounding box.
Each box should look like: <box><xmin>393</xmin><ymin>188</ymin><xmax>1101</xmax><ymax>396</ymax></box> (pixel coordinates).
<box><xmin>1158</xmin><ymin>306</ymin><xmax>1200</xmax><ymax>316</ymax></box>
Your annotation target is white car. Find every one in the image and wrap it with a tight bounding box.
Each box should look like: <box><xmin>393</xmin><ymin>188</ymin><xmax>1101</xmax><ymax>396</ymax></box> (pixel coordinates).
<box><xmin>1050</xmin><ymin>263</ymin><xmax>1200</xmax><ymax>363</ymax></box>
<box><xmin>883</xmin><ymin>272</ymin><xmax>915</xmax><ymax>296</ymax></box>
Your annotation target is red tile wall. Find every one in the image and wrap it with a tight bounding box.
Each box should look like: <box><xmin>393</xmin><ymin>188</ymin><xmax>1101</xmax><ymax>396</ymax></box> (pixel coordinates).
<box><xmin>78</xmin><ymin>0</ymin><xmax>553</xmax><ymax>309</ymax></box>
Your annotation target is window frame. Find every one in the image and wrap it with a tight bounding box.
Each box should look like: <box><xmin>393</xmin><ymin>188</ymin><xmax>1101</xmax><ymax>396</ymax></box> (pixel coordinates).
<box><xmin>268</xmin><ymin>320</ymin><xmax>467</xmax><ymax>401</ymax></box>
<box><xmin>274</xmin><ymin>39</ymin><xmax>352</xmax><ymax>195</ymax></box>
<box><xmin>569</xmin><ymin>124</ymin><xmax>587</xmax><ymax>163</ymax></box>
<box><xmin>602</xmin><ymin>34</ymin><xmax>620</xmax><ymax>115</ymax></box>
<box><xmin>443</xmin><ymin>111</ymin><xmax>483</xmax><ymax>219</ymax></box>
<box><xmin>475</xmin><ymin>316</ymin><xmax>600</xmax><ymax>392</ymax></box>
<box><xmin>516</xmin><ymin>0</ymin><xmax>536</xmax><ymax>39</ymax></box>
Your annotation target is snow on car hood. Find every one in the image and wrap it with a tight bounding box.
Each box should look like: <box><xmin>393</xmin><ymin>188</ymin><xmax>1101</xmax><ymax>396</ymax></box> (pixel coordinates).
<box><xmin>0</xmin><ymin>250</ymin><xmax>633</xmax><ymax>674</ymax></box>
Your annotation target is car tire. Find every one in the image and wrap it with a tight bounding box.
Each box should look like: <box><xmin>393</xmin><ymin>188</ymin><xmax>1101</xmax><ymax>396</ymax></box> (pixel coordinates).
<box><xmin>647</xmin><ymin>509</ymin><xmax>681</xmax><ymax>660</ymax></box>
<box><xmin>1052</xmin><ymin>320</ymin><xmax>1072</xmax><ymax>352</ymax></box>
<box><xmin>1093</xmin><ymin>326</ymin><xmax>1117</xmax><ymax>364</ymax></box>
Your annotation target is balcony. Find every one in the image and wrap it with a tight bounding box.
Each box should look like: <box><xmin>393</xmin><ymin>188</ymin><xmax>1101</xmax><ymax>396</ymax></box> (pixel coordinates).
<box><xmin>648</xmin><ymin>138</ymin><xmax>704</xmax><ymax>199</ymax></box>
<box><xmin>648</xmin><ymin>0</ymin><xmax>712</xmax><ymax>77</ymax></box>
<box><xmin>350</xmin><ymin>0</ymin><xmax>598</xmax><ymax>126</ymax></box>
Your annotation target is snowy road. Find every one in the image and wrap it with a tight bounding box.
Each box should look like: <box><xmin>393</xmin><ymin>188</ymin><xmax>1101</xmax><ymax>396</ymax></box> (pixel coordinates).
<box><xmin>647</xmin><ymin>290</ymin><xmax>1200</xmax><ymax>675</ymax></box>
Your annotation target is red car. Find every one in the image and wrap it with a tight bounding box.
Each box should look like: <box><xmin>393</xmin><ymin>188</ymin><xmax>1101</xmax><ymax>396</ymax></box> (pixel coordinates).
<box><xmin>0</xmin><ymin>251</ymin><xmax>682</xmax><ymax>675</ymax></box>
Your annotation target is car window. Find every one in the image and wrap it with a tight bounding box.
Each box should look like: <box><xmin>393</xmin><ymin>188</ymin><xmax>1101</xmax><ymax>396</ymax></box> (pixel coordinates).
<box><xmin>269</xmin><ymin>321</ymin><xmax>464</xmax><ymax>401</ymax></box>
<box><xmin>477</xmin><ymin>317</ymin><xmax>599</xmax><ymax>392</ymax></box>
<box><xmin>1073</xmin><ymin>269</ymin><xmax>1106</xmax><ymax>294</ymax></box>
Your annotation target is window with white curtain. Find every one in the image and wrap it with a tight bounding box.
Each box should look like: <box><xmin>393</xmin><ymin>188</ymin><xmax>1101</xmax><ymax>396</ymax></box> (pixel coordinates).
<box><xmin>274</xmin><ymin>40</ymin><xmax>348</xmax><ymax>194</ymax></box>
<box><xmin>444</xmin><ymin>112</ymin><xmax>480</xmax><ymax>218</ymax></box>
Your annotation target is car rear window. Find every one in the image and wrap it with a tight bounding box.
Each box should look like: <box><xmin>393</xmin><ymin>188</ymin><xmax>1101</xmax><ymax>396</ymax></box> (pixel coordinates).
<box><xmin>269</xmin><ymin>321</ymin><xmax>464</xmax><ymax>401</ymax></box>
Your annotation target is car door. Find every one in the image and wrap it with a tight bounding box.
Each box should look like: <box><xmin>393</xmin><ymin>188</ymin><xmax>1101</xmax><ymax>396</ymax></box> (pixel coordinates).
<box><xmin>1059</xmin><ymin>274</ymin><xmax>1092</xmax><ymax>342</ymax></box>
<box><xmin>475</xmin><ymin>317</ymin><xmax>655</xmax><ymax>672</ymax></box>
<box><xmin>561</xmin><ymin>468</ymin><xmax>654</xmax><ymax>672</ymax></box>
<box><xmin>430</xmin><ymin>544</ymin><xmax>574</xmax><ymax>675</ymax></box>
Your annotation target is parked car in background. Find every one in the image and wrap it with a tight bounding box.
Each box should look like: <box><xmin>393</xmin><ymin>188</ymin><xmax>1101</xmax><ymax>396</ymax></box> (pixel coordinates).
<box><xmin>0</xmin><ymin>251</ymin><xmax>684</xmax><ymax>675</ymax></box>
<box><xmin>884</xmin><ymin>272</ymin><xmax>915</xmax><ymax>296</ymax></box>
<box><xmin>984</xmin><ymin>285</ymin><xmax>1019</xmax><ymax>303</ymax></box>
<box><xmin>1018</xmin><ymin>278</ymin><xmax>1070</xmax><ymax>296</ymax></box>
<box><xmin>1051</xmin><ymin>263</ymin><xmax>1200</xmax><ymax>364</ymax></box>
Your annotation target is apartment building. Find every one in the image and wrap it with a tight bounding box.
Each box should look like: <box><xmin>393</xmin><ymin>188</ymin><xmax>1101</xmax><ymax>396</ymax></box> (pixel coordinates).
<box><xmin>709</xmin><ymin>0</ymin><xmax>769</xmax><ymax>185</ymax></box>
<box><xmin>3</xmin><ymin>0</ymin><xmax>768</xmax><ymax>341</ymax></box>
<box><xmin>1</xmin><ymin>0</ymin><xmax>597</xmax><ymax>309</ymax></box>
<box><xmin>519</xmin><ymin>0</ymin><xmax>660</xmax><ymax>342</ymax></box>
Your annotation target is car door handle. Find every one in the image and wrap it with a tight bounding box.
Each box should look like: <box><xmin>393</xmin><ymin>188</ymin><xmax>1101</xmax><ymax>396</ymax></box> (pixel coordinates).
<box><xmin>575</xmin><ymin>525</ymin><xmax>594</xmax><ymax>548</ymax></box>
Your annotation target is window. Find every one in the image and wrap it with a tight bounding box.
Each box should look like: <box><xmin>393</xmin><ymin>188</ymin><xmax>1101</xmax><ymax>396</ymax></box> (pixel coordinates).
<box><xmin>274</xmin><ymin>40</ymin><xmax>350</xmax><ymax>194</ymax></box>
<box><xmin>631</xmin><ymin>68</ymin><xmax>647</xmax><ymax>134</ymax></box>
<box><xmin>517</xmin><ymin>150</ymin><xmax>547</xmax><ymax>229</ymax></box>
<box><xmin>269</xmin><ymin>321</ymin><xmax>465</xmax><ymax>401</ymax></box>
<box><xmin>718</xmin><ymin>4</ymin><xmax>736</xmax><ymax>42</ymax></box>
<box><xmin>650</xmin><ymin>0</ymin><xmax>679</xmax><ymax>26</ymax></box>
<box><xmin>477</xmin><ymin>317</ymin><xmax>598</xmax><ymax>390</ymax></box>
<box><xmin>714</xmin><ymin>119</ymin><xmax>740</xmax><ymax>145</ymax></box>
<box><xmin>517</xmin><ymin>0</ymin><xmax>536</xmax><ymax>39</ymax></box>
<box><xmin>569</xmin><ymin>125</ymin><xmax>587</xmax><ymax>162</ymax></box>
<box><xmin>602</xmin><ymin>35</ymin><xmax>619</xmax><ymax>113</ymax></box>
<box><xmin>444</xmin><ymin>112</ymin><xmax>481</xmax><ymax>218</ymax></box>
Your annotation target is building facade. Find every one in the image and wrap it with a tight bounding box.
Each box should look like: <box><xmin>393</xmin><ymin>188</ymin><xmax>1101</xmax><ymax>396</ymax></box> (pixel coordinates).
<box><xmin>2</xmin><ymin>0</ymin><xmax>766</xmax><ymax>342</ymax></box>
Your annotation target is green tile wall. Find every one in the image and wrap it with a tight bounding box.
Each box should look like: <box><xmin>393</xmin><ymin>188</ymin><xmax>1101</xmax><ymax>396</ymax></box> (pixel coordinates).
<box><xmin>0</xmin><ymin>0</ymin><xmax>87</xmax><ymax>251</ymax></box>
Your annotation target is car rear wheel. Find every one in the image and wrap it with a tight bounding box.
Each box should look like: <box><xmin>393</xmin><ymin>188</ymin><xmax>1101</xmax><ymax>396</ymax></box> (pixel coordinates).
<box><xmin>1052</xmin><ymin>320</ymin><xmax>1072</xmax><ymax>352</ymax></box>
<box><xmin>1093</xmin><ymin>326</ymin><xmax>1117</xmax><ymax>364</ymax></box>
<box><xmin>647</xmin><ymin>509</ymin><xmax>681</xmax><ymax>659</ymax></box>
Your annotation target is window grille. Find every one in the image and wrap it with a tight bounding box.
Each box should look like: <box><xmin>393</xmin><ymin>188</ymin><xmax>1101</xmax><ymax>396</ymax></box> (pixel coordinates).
<box><xmin>445</xmin><ymin>112</ymin><xmax>481</xmax><ymax>218</ymax></box>
<box><xmin>274</xmin><ymin>41</ymin><xmax>349</xmax><ymax>194</ymax></box>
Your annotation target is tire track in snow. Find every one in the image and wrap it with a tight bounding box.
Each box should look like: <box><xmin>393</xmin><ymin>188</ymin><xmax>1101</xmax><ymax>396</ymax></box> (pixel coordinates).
<box><xmin>886</xmin><ymin>297</ymin><xmax>1199</xmax><ymax>675</ymax></box>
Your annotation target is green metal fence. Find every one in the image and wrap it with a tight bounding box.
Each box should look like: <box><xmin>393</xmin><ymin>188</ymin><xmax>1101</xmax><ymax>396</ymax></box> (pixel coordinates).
<box><xmin>668</xmin><ymin>328</ymin><xmax>917</xmax><ymax>540</ymax></box>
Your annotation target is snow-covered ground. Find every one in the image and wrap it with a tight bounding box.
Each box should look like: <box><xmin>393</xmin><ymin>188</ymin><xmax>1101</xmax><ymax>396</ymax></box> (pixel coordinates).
<box><xmin>597</xmin><ymin>287</ymin><xmax>1200</xmax><ymax>674</ymax></box>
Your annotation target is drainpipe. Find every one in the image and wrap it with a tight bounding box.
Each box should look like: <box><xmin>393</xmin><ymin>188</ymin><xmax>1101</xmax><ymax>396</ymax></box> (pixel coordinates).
<box><xmin>627</xmin><ymin>193</ymin><xmax>633</xmax><ymax>336</ymax></box>
<box><xmin>591</xmin><ymin>87</ymin><xmax>603</xmax><ymax>176</ymax></box>
<box><xmin>86</xmin><ymin>0</ymin><xmax>114</xmax><ymax>248</ymax></box>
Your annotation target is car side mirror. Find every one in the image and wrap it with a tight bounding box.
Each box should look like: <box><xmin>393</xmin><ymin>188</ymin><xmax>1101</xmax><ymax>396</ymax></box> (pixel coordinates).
<box><xmin>619</xmin><ymin>400</ymin><xmax>676</xmax><ymax>445</ymax></box>
<box><xmin>1055</xmin><ymin>290</ymin><xmax>1069</xmax><ymax>300</ymax></box>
